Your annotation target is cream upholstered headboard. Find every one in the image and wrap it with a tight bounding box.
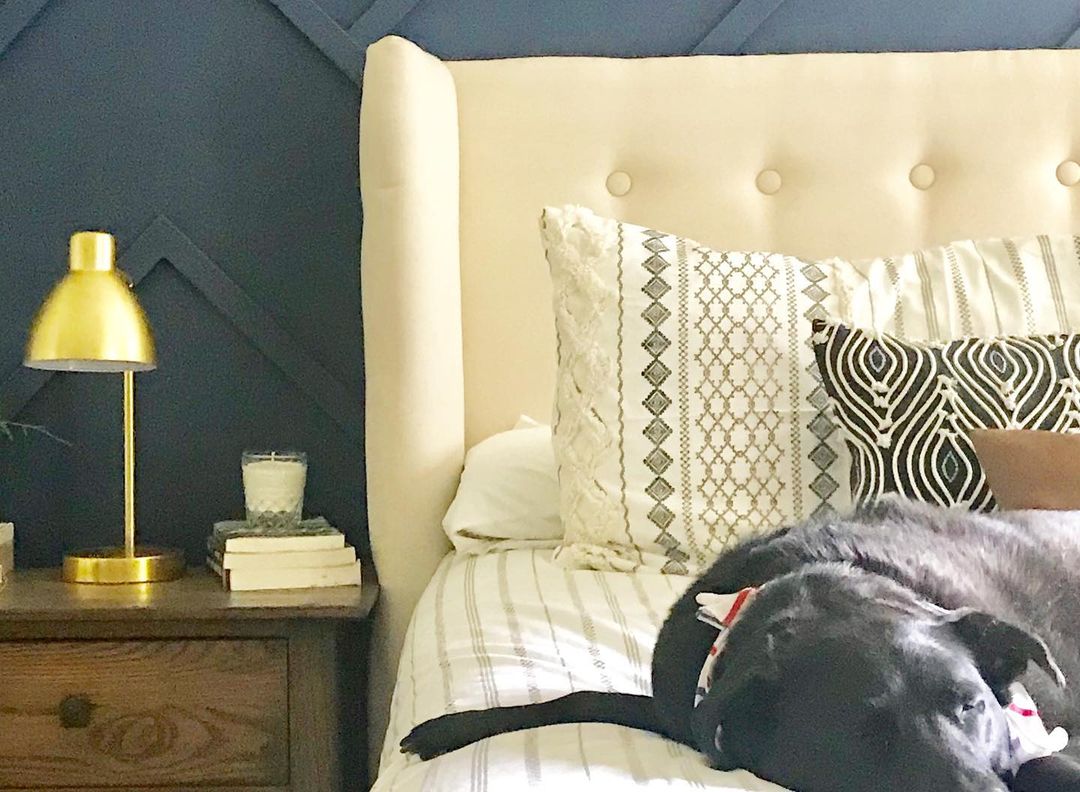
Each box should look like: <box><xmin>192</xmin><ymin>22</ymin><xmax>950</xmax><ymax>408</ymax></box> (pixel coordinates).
<box><xmin>359</xmin><ymin>35</ymin><xmax>1080</xmax><ymax>767</ymax></box>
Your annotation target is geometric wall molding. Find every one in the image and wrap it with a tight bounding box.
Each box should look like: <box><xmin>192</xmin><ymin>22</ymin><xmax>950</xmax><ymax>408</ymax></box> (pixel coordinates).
<box><xmin>0</xmin><ymin>215</ymin><xmax>363</xmax><ymax>441</ymax></box>
<box><xmin>345</xmin><ymin>0</ymin><xmax>423</xmax><ymax>49</ymax></box>
<box><xmin>266</xmin><ymin>0</ymin><xmax>424</xmax><ymax>84</ymax></box>
<box><xmin>0</xmin><ymin>0</ymin><xmax>50</xmax><ymax>57</ymax></box>
<box><xmin>266</xmin><ymin>0</ymin><xmax>365</xmax><ymax>85</ymax></box>
<box><xmin>1</xmin><ymin>0</ymin><xmax>422</xmax><ymax>87</ymax></box>
<box><xmin>265</xmin><ymin>0</ymin><xmax>1080</xmax><ymax>84</ymax></box>
<box><xmin>8</xmin><ymin>1</ymin><xmax>1078</xmax><ymax>92</ymax></box>
<box><xmin>0</xmin><ymin>1</ymin><xmax>369</xmax><ymax>566</ymax></box>
<box><xmin>691</xmin><ymin>0</ymin><xmax>788</xmax><ymax>53</ymax></box>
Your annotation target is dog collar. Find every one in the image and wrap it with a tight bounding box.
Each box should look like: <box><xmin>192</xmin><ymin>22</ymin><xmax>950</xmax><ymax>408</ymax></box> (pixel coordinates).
<box><xmin>1005</xmin><ymin>682</ymin><xmax>1070</xmax><ymax>772</ymax></box>
<box><xmin>693</xmin><ymin>588</ymin><xmax>758</xmax><ymax>707</ymax></box>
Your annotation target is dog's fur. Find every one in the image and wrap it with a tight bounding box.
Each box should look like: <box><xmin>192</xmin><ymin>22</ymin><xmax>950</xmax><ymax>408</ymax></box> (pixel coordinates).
<box><xmin>401</xmin><ymin>498</ymin><xmax>1080</xmax><ymax>791</ymax></box>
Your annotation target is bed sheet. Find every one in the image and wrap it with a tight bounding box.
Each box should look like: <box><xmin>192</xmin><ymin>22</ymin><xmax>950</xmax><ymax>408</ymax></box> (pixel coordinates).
<box><xmin>373</xmin><ymin>548</ymin><xmax>786</xmax><ymax>791</ymax></box>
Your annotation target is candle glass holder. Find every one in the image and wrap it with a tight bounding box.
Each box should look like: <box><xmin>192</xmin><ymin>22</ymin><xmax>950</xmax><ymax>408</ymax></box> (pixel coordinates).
<box><xmin>241</xmin><ymin>451</ymin><xmax>308</xmax><ymax>532</ymax></box>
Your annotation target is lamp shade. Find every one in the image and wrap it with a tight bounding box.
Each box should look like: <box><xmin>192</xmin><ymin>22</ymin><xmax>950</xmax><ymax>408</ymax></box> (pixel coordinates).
<box><xmin>25</xmin><ymin>231</ymin><xmax>156</xmax><ymax>372</ymax></box>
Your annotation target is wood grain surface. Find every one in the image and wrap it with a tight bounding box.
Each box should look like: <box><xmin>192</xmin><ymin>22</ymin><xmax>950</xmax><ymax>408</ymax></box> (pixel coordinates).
<box><xmin>0</xmin><ymin>639</ymin><xmax>289</xmax><ymax>788</ymax></box>
<box><xmin>0</xmin><ymin>566</ymin><xmax>377</xmax><ymax>622</ymax></box>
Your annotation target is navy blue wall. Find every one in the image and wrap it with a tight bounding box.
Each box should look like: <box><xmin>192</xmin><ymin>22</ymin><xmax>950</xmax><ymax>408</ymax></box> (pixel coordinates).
<box><xmin>1</xmin><ymin>0</ymin><xmax>1078</xmax><ymax>568</ymax></box>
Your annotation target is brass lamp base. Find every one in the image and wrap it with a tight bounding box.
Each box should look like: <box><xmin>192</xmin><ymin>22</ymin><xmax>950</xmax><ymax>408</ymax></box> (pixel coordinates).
<box><xmin>63</xmin><ymin>546</ymin><xmax>185</xmax><ymax>584</ymax></box>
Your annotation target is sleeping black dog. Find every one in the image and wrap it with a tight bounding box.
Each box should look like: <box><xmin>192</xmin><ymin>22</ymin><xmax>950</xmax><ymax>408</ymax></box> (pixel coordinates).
<box><xmin>401</xmin><ymin>497</ymin><xmax>1080</xmax><ymax>792</ymax></box>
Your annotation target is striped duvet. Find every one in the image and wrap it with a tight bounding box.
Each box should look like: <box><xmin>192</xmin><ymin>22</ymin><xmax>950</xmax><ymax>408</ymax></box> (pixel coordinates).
<box><xmin>373</xmin><ymin>548</ymin><xmax>787</xmax><ymax>791</ymax></box>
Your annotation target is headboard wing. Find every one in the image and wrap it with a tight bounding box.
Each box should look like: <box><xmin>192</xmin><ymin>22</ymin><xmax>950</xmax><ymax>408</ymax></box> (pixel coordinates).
<box><xmin>360</xmin><ymin>36</ymin><xmax>461</xmax><ymax>771</ymax></box>
<box><xmin>360</xmin><ymin>36</ymin><xmax>1080</xmax><ymax>767</ymax></box>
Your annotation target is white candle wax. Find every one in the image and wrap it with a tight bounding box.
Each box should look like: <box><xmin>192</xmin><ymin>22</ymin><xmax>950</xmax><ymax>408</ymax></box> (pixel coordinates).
<box><xmin>243</xmin><ymin>459</ymin><xmax>307</xmax><ymax>513</ymax></box>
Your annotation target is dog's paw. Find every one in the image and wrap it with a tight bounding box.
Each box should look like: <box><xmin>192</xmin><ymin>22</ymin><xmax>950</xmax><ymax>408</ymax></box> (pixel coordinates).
<box><xmin>401</xmin><ymin>711</ymin><xmax>492</xmax><ymax>760</ymax></box>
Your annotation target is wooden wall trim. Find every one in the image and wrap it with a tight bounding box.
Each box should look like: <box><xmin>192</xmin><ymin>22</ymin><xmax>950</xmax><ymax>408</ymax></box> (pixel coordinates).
<box><xmin>0</xmin><ymin>0</ymin><xmax>50</xmax><ymax>58</ymax></box>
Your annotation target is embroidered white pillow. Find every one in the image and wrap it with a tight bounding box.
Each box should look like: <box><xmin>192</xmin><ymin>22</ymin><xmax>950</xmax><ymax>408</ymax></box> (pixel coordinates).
<box><xmin>540</xmin><ymin>206</ymin><xmax>848</xmax><ymax>573</ymax></box>
<box><xmin>540</xmin><ymin>205</ymin><xmax>1080</xmax><ymax>573</ymax></box>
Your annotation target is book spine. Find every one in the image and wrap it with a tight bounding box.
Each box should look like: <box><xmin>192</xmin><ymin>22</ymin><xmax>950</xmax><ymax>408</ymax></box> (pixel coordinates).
<box><xmin>226</xmin><ymin>561</ymin><xmax>362</xmax><ymax>591</ymax></box>
<box><xmin>217</xmin><ymin>545</ymin><xmax>356</xmax><ymax>570</ymax></box>
<box><xmin>206</xmin><ymin>555</ymin><xmax>228</xmax><ymax>590</ymax></box>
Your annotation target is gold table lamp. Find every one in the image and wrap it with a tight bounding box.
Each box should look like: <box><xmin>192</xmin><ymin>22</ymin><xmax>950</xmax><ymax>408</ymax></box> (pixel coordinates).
<box><xmin>24</xmin><ymin>231</ymin><xmax>184</xmax><ymax>583</ymax></box>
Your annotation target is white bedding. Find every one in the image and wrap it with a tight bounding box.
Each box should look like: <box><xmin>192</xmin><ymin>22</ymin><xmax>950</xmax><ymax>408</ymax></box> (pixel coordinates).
<box><xmin>374</xmin><ymin>548</ymin><xmax>786</xmax><ymax>791</ymax></box>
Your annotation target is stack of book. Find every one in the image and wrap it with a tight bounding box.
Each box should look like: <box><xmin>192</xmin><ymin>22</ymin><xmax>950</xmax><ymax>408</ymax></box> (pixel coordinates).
<box><xmin>206</xmin><ymin>517</ymin><xmax>362</xmax><ymax>591</ymax></box>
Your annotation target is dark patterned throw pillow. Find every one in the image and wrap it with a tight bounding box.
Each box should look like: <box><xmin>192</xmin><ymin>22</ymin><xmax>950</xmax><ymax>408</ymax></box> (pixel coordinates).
<box><xmin>812</xmin><ymin>319</ymin><xmax>1080</xmax><ymax>510</ymax></box>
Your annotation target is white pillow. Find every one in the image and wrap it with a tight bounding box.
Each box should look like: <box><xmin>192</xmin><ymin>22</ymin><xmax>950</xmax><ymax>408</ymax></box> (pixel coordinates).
<box><xmin>442</xmin><ymin>417</ymin><xmax>562</xmax><ymax>554</ymax></box>
<box><xmin>541</xmin><ymin>206</ymin><xmax>846</xmax><ymax>573</ymax></box>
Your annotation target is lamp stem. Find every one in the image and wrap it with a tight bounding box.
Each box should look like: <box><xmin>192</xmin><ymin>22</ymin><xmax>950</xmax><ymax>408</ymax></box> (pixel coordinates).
<box><xmin>123</xmin><ymin>370</ymin><xmax>135</xmax><ymax>558</ymax></box>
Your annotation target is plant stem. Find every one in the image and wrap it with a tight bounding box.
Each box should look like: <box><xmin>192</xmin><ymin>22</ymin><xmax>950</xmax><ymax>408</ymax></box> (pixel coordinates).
<box><xmin>0</xmin><ymin>420</ymin><xmax>72</xmax><ymax>446</ymax></box>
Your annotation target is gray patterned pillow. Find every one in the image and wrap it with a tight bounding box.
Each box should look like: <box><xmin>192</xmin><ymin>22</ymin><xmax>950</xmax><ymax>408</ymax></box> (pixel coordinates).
<box><xmin>813</xmin><ymin>319</ymin><xmax>1080</xmax><ymax>509</ymax></box>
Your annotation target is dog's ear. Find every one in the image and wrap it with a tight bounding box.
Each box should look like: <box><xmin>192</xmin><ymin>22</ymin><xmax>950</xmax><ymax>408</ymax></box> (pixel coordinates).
<box><xmin>945</xmin><ymin>609</ymin><xmax>1066</xmax><ymax>691</ymax></box>
<box><xmin>692</xmin><ymin>672</ymin><xmax>780</xmax><ymax>771</ymax></box>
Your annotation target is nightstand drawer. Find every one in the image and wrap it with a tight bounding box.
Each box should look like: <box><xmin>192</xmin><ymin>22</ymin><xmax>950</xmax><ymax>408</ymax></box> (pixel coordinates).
<box><xmin>0</xmin><ymin>639</ymin><xmax>289</xmax><ymax>788</ymax></box>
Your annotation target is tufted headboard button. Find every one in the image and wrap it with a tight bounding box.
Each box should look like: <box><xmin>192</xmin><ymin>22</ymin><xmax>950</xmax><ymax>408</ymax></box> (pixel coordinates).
<box><xmin>756</xmin><ymin>169</ymin><xmax>782</xmax><ymax>195</ymax></box>
<box><xmin>1057</xmin><ymin>160</ymin><xmax>1080</xmax><ymax>187</ymax></box>
<box><xmin>606</xmin><ymin>171</ymin><xmax>632</xmax><ymax>196</ymax></box>
<box><xmin>909</xmin><ymin>163</ymin><xmax>936</xmax><ymax>190</ymax></box>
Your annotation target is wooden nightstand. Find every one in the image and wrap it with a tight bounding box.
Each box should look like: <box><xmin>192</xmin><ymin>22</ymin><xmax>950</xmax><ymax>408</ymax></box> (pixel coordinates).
<box><xmin>0</xmin><ymin>568</ymin><xmax>379</xmax><ymax>792</ymax></box>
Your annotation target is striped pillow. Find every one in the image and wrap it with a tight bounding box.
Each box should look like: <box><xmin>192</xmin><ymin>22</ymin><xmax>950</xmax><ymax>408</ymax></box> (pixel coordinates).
<box><xmin>825</xmin><ymin>235</ymin><xmax>1080</xmax><ymax>343</ymax></box>
<box><xmin>812</xmin><ymin>320</ymin><xmax>1080</xmax><ymax>510</ymax></box>
<box><xmin>541</xmin><ymin>205</ymin><xmax>1080</xmax><ymax>573</ymax></box>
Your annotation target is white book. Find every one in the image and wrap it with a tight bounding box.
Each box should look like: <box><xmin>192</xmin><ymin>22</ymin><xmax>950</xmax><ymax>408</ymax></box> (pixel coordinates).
<box><xmin>209</xmin><ymin>557</ymin><xmax>362</xmax><ymax>592</ymax></box>
<box><xmin>223</xmin><ymin>534</ymin><xmax>344</xmax><ymax>553</ymax></box>
<box><xmin>213</xmin><ymin>545</ymin><xmax>356</xmax><ymax>570</ymax></box>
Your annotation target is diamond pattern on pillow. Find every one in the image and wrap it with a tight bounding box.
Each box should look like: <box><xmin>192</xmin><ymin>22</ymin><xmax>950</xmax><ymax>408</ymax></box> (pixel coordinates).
<box><xmin>541</xmin><ymin>206</ymin><xmax>847</xmax><ymax>573</ymax></box>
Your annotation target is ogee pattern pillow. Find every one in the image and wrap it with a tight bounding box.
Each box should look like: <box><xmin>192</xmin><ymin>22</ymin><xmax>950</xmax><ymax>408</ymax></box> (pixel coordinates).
<box><xmin>813</xmin><ymin>319</ymin><xmax>1080</xmax><ymax>510</ymax></box>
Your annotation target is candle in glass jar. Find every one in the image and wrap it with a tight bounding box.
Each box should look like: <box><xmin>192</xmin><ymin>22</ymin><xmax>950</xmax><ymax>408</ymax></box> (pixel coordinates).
<box><xmin>242</xmin><ymin>451</ymin><xmax>307</xmax><ymax>527</ymax></box>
